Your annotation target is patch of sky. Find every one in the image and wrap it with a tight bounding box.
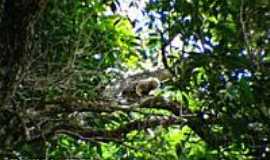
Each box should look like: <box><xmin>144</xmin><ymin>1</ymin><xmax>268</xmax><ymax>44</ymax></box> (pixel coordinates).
<box><xmin>231</xmin><ymin>68</ymin><xmax>252</xmax><ymax>80</ymax></box>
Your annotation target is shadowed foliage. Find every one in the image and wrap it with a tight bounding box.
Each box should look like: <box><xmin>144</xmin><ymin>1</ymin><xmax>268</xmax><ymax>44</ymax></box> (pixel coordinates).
<box><xmin>0</xmin><ymin>0</ymin><xmax>269</xmax><ymax>159</ymax></box>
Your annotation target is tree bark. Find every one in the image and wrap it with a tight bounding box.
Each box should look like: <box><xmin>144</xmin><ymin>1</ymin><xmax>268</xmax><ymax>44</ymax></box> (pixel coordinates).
<box><xmin>0</xmin><ymin>0</ymin><xmax>47</xmax><ymax>107</ymax></box>
<box><xmin>0</xmin><ymin>0</ymin><xmax>47</xmax><ymax>152</ymax></box>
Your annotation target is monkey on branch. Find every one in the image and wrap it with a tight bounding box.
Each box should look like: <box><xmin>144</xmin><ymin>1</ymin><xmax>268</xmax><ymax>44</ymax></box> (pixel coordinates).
<box><xmin>102</xmin><ymin>69</ymin><xmax>172</xmax><ymax>104</ymax></box>
<box><xmin>120</xmin><ymin>77</ymin><xmax>160</xmax><ymax>101</ymax></box>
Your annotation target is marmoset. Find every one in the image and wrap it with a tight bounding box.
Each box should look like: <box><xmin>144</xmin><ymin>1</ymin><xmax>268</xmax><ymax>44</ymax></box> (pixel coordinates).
<box><xmin>135</xmin><ymin>77</ymin><xmax>160</xmax><ymax>96</ymax></box>
<box><xmin>121</xmin><ymin>77</ymin><xmax>160</xmax><ymax>102</ymax></box>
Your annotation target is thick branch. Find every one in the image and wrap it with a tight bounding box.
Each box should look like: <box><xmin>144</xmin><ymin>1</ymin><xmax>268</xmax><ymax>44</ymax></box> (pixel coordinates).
<box><xmin>30</xmin><ymin>116</ymin><xmax>182</xmax><ymax>142</ymax></box>
<box><xmin>36</xmin><ymin>96</ymin><xmax>231</xmax><ymax>148</ymax></box>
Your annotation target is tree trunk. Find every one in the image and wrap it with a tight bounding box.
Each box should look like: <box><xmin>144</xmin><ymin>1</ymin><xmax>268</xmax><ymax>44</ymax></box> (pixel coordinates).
<box><xmin>0</xmin><ymin>0</ymin><xmax>47</xmax><ymax>152</ymax></box>
<box><xmin>0</xmin><ymin>0</ymin><xmax>46</xmax><ymax>107</ymax></box>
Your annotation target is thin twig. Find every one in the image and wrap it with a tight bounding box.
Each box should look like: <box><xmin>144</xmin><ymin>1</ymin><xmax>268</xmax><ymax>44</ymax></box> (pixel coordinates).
<box><xmin>240</xmin><ymin>0</ymin><xmax>252</xmax><ymax>56</ymax></box>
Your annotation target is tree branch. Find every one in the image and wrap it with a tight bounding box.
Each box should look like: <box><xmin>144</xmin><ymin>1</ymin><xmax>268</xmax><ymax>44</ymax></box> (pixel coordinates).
<box><xmin>28</xmin><ymin>95</ymin><xmax>231</xmax><ymax>149</ymax></box>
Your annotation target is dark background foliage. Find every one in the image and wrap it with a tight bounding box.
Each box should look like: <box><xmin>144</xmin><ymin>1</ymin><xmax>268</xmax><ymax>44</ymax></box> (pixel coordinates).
<box><xmin>0</xmin><ymin>0</ymin><xmax>269</xmax><ymax>159</ymax></box>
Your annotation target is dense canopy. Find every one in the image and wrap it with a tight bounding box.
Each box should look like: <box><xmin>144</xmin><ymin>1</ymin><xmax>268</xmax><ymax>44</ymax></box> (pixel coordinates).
<box><xmin>0</xmin><ymin>0</ymin><xmax>270</xmax><ymax>159</ymax></box>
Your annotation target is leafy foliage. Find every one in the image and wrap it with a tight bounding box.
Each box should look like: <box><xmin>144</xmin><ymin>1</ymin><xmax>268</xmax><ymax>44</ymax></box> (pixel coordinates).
<box><xmin>0</xmin><ymin>0</ymin><xmax>269</xmax><ymax>159</ymax></box>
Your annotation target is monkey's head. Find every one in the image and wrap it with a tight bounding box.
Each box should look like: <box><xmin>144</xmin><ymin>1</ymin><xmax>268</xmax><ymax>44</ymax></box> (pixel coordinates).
<box><xmin>135</xmin><ymin>77</ymin><xmax>160</xmax><ymax>97</ymax></box>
